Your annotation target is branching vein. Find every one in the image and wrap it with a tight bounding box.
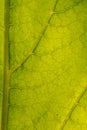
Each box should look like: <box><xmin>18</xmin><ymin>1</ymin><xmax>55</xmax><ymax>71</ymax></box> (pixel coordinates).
<box><xmin>11</xmin><ymin>0</ymin><xmax>59</xmax><ymax>74</ymax></box>
<box><xmin>60</xmin><ymin>86</ymin><xmax>87</xmax><ymax>130</ymax></box>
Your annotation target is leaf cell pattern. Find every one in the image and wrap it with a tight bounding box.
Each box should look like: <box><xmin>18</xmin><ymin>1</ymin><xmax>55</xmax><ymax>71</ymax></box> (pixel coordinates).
<box><xmin>1</xmin><ymin>0</ymin><xmax>87</xmax><ymax>130</ymax></box>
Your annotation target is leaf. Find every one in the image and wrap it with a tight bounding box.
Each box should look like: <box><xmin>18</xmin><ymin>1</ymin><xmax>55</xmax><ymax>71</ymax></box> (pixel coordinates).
<box><xmin>1</xmin><ymin>0</ymin><xmax>87</xmax><ymax>130</ymax></box>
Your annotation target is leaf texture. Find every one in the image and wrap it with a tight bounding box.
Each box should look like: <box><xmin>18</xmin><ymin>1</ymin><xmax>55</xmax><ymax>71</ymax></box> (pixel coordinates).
<box><xmin>1</xmin><ymin>0</ymin><xmax>87</xmax><ymax>130</ymax></box>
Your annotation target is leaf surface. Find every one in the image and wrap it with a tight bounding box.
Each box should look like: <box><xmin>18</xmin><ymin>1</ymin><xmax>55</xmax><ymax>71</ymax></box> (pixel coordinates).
<box><xmin>1</xmin><ymin>0</ymin><xmax>87</xmax><ymax>130</ymax></box>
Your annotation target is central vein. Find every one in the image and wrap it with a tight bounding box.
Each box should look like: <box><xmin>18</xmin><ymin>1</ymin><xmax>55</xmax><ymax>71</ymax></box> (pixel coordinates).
<box><xmin>1</xmin><ymin>0</ymin><xmax>10</xmax><ymax>130</ymax></box>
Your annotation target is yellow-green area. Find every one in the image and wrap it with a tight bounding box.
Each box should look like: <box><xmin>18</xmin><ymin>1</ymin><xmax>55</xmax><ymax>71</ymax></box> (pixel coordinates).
<box><xmin>1</xmin><ymin>0</ymin><xmax>87</xmax><ymax>130</ymax></box>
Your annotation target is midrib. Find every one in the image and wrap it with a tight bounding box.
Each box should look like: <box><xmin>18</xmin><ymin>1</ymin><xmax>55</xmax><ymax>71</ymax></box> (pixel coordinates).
<box><xmin>1</xmin><ymin>0</ymin><xmax>10</xmax><ymax>130</ymax></box>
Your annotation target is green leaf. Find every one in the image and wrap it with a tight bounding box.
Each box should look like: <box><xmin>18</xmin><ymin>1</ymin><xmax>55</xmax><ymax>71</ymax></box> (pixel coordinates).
<box><xmin>1</xmin><ymin>0</ymin><xmax>87</xmax><ymax>130</ymax></box>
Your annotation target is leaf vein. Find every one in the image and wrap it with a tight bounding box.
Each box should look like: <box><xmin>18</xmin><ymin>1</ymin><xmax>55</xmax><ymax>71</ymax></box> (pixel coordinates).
<box><xmin>60</xmin><ymin>86</ymin><xmax>87</xmax><ymax>130</ymax></box>
<box><xmin>11</xmin><ymin>0</ymin><xmax>59</xmax><ymax>73</ymax></box>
